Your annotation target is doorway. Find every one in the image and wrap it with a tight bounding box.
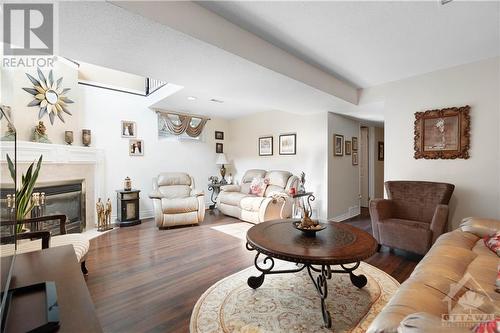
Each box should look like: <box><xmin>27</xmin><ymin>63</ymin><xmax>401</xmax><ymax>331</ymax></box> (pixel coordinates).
<box><xmin>360</xmin><ymin>126</ymin><xmax>369</xmax><ymax>207</ymax></box>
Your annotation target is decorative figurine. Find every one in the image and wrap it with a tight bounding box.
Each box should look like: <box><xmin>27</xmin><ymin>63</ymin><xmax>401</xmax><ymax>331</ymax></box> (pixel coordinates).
<box><xmin>124</xmin><ymin>177</ymin><xmax>132</xmax><ymax>191</ymax></box>
<box><xmin>64</xmin><ymin>131</ymin><xmax>74</xmax><ymax>145</ymax></box>
<box><xmin>82</xmin><ymin>129</ymin><xmax>91</xmax><ymax>146</ymax></box>
<box><xmin>105</xmin><ymin>198</ymin><xmax>112</xmax><ymax>229</ymax></box>
<box><xmin>298</xmin><ymin>171</ymin><xmax>306</xmax><ymax>194</ymax></box>
<box><xmin>208</xmin><ymin>176</ymin><xmax>219</xmax><ymax>185</ymax></box>
<box><xmin>96</xmin><ymin>198</ymin><xmax>105</xmax><ymax>231</ymax></box>
<box><xmin>1</xmin><ymin>122</ymin><xmax>16</xmax><ymax>141</ymax></box>
<box><xmin>32</xmin><ymin>121</ymin><xmax>51</xmax><ymax>143</ymax></box>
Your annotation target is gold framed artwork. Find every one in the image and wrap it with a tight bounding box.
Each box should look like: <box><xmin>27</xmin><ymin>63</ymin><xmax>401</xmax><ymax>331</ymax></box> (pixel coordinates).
<box><xmin>334</xmin><ymin>134</ymin><xmax>344</xmax><ymax>156</ymax></box>
<box><xmin>352</xmin><ymin>151</ymin><xmax>359</xmax><ymax>165</ymax></box>
<box><xmin>345</xmin><ymin>140</ymin><xmax>352</xmax><ymax>155</ymax></box>
<box><xmin>352</xmin><ymin>137</ymin><xmax>358</xmax><ymax>151</ymax></box>
<box><xmin>414</xmin><ymin>105</ymin><xmax>470</xmax><ymax>159</ymax></box>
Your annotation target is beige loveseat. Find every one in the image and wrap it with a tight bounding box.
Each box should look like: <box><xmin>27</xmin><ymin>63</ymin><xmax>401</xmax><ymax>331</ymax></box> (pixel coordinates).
<box><xmin>368</xmin><ymin>217</ymin><xmax>500</xmax><ymax>333</ymax></box>
<box><xmin>149</xmin><ymin>172</ymin><xmax>205</xmax><ymax>228</ymax></box>
<box><xmin>217</xmin><ymin>169</ymin><xmax>299</xmax><ymax>224</ymax></box>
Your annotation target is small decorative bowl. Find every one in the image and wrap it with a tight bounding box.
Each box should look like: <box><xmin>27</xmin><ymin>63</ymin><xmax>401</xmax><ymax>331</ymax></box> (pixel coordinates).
<box><xmin>292</xmin><ymin>221</ymin><xmax>327</xmax><ymax>237</ymax></box>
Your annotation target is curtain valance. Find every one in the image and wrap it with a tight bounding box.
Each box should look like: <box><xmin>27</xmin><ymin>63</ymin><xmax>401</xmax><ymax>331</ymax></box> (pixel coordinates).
<box><xmin>156</xmin><ymin>109</ymin><xmax>209</xmax><ymax>138</ymax></box>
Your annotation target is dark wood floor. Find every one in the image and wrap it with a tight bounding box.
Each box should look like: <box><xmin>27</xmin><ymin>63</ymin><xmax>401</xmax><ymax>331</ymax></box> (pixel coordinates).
<box><xmin>85</xmin><ymin>209</ymin><xmax>419</xmax><ymax>333</ymax></box>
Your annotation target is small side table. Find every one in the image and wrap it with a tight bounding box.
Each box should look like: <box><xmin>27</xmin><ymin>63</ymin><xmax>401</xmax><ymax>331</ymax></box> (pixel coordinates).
<box><xmin>116</xmin><ymin>189</ymin><xmax>141</xmax><ymax>227</ymax></box>
<box><xmin>207</xmin><ymin>183</ymin><xmax>223</xmax><ymax>210</ymax></box>
<box><xmin>292</xmin><ymin>192</ymin><xmax>315</xmax><ymax>215</ymax></box>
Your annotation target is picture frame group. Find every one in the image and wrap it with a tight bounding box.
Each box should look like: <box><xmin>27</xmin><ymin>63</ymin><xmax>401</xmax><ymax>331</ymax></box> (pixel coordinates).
<box><xmin>334</xmin><ymin>133</ymin><xmax>359</xmax><ymax>165</ymax></box>
<box><xmin>258</xmin><ymin>134</ymin><xmax>296</xmax><ymax>156</ymax></box>
<box><xmin>122</xmin><ymin>120</ymin><xmax>144</xmax><ymax>156</ymax></box>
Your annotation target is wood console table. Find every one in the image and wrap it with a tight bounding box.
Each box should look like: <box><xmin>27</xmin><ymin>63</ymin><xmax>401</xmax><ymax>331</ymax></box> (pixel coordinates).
<box><xmin>1</xmin><ymin>245</ymin><xmax>102</xmax><ymax>332</ymax></box>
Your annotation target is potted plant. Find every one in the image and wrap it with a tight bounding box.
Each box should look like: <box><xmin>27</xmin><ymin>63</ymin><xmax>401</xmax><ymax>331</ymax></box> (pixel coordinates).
<box><xmin>7</xmin><ymin>154</ymin><xmax>43</xmax><ymax>233</ymax></box>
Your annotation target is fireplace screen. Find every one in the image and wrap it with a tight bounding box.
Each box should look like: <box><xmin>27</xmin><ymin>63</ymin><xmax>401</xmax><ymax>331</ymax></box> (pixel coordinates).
<box><xmin>1</xmin><ymin>181</ymin><xmax>85</xmax><ymax>235</ymax></box>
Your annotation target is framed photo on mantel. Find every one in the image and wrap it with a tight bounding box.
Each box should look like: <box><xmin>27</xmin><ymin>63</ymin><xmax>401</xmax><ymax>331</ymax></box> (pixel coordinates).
<box><xmin>414</xmin><ymin>105</ymin><xmax>470</xmax><ymax>159</ymax></box>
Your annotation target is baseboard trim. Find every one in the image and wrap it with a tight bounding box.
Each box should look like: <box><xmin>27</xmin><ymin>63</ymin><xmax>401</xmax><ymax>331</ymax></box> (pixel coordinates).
<box><xmin>329</xmin><ymin>205</ymin><xmax>361</xmax><ymax>222</ymax></box>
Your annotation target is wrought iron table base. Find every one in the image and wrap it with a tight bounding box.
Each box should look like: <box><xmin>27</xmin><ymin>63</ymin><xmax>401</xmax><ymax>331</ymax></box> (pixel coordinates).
<box><xmin>246</xmin><ymin>243</ymin><xmax>367</xmax><ymax>328</ymax></box>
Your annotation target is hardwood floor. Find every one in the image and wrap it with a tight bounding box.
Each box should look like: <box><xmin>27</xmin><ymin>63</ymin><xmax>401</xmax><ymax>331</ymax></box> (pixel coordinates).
<box><xmin>85</xmin><ymin>209</ymin><xmax>419</xmax><ymax>332</ymax></box>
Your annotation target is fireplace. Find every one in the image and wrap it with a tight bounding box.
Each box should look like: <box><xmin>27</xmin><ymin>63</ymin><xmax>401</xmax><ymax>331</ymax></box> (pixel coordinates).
<box><xmin>1</xmin><ymin>180</ymin><xmax>85</xmax><ymax>234</ymax></box>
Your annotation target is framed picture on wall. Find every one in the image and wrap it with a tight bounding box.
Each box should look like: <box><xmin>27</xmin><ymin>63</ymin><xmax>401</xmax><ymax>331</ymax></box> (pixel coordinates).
<box><xmin>334</xmin><ymin>134</ymin><xmax>344</xmax><ymax>156</ymax></box>
<box><xmin>352</xmin><ymin>136</ymin><xmax>358</xmax><ymax>151</ymax></box>
<box><xmin>259</xmin><ymin>136</ymin><xmax>273</xmax><ymax>156</ymax></box>
<box><xmin>216</xmin><ymin>142</ymin><xmax>224</xmax><ymax>153</ymax></box>
<box><xmin>279</xmin><ymin>134</ymin><xmax>296</xmax><ymax>155</ymax></box>
<box><xmin>129</xmin><ymin>139</ymin><xmax>144</xmax><ymax>156</ymax></box>
<box><xmin>352</xmin><ymin>151</ymin><xmax>359</xmax><ymax>165</ymax></box>
<box><xmin>121</xmin><ymin>121</ymin><xmax>136</xmax><ymax>138</ymax></box>
<box><xmin>345</xmin><ymin>140</ymin><xmax>352</xmax><ymax>155</ymax></box>
<box><xmin>215</xmin><ymin>131</ymin><xmax>224</xmax><ymax>140</ymax></box>
<box><xmin>414</xmin><ymin>105</ymin><xmax>470</xmax><ymax>159</ymax></box>
<box><xmin>378</xmin><ymin>141</ymin><xmax>384</xmax><ymax>161</ymax></box>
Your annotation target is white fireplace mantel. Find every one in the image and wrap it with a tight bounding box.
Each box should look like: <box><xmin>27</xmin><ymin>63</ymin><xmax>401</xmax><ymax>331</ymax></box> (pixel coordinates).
<box><xmin>1</xmin><ymin>141</ymin><xmax>105</xmax><ymax>229</ymax></box>
<box><xmin>0</xmin><ymin>141</ymin><xmax>104</xmax><ymax>164</ymax></box>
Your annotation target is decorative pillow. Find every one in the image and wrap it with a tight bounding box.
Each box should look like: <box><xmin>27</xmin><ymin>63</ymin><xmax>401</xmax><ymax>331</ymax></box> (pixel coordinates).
<box><xmin>471</xmin><ymin>318</ymin><xmax>499</xmax><ymax>333</ymax></box>
<box><xmin>496</xmin><ymin>263</ymin><xmax>500</xmax><ymax>294</ymax></box>
<box><xmin>249</xmin><ymin>177</ymin><xmax>269</xmax><ymax>197</ymax></box>
<box><xmin>484</xmin><ymin>231</ymin><xmax>500</xmax><ymax>257</ymax></box>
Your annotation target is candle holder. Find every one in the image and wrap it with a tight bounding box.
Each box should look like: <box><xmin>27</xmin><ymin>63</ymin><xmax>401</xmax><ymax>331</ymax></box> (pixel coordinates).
<box><xmin>64</xmin><ymin>131</ymin><xmax>74</xmax><ymax>145</ymax></box>
<box><xmin>82</xmin><ymin>129</ymin><xmax>91</xmax><ymax>147</ymax></box>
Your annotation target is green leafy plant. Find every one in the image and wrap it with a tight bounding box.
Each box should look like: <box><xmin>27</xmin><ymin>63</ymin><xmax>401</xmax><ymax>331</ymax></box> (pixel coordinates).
<box><xmin>7</xmin><ymin>154</ymin><xmax>43</xmax><ymax>233</ymax></box>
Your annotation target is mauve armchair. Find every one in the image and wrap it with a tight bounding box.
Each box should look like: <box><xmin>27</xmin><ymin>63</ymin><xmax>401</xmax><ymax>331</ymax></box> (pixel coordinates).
<box><xmin>369</xmin><ymin>181</ymin><xmax>455</xmax><ymax>255</ymax></box>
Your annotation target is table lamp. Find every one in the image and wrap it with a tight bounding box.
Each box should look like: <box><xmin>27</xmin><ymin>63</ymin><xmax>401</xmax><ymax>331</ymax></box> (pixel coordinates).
<box><xmin>216</xmin><ymin>153</ymin><xmax>229</xmax><ymax>184</ymax></box>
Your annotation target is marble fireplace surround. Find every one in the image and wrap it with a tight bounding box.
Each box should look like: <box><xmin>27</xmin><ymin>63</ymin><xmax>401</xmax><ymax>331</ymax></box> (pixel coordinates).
<box><xmin>0</xmin><ymin>141</ymin><xmax>105</xmax><ymax>230</ymax></box>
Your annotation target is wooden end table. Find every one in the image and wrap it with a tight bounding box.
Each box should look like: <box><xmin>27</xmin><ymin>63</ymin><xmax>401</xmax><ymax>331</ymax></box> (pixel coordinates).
<box><xmin>246</xmin><ymin>219</ymin><xmax>377</xmax><ymax>328</ymax></box>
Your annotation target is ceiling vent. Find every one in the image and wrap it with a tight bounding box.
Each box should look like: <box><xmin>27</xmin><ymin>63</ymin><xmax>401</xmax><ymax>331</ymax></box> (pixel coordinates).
<box><xmin>210</xmin><ymin>98</ymin><xmax>224</xmax><ymax>103</ymax></box>
<box><xmin>441</xmin><ymin>0</ymin><xmax>454</xmax><ymax>5</ymax></box>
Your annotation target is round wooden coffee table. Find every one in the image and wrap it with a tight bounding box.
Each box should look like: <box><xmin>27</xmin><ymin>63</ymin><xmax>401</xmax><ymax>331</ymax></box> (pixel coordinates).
<box><xmin>246</xmin><ymin>219</ymin><xmax>378</xmax><ymax>328</ymax></box>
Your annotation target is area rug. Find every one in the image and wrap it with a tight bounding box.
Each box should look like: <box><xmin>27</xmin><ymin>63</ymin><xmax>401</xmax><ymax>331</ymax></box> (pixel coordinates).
<box><xmin>210</xmin><ymin>222</ymin><xmax>252</xmax><ymax>241</ymax></box>
<box><xmin>190</xmin><ymin>261</ymin><xmax>399</xmax><ymax>333</ymax></box>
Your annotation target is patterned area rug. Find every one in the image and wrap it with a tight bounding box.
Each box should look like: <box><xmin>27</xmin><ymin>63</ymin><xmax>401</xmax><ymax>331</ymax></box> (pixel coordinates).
<box><xmin>190</xmin><ymin>261</ymin><xmax>399</xmax><ymax>333</ymax></box>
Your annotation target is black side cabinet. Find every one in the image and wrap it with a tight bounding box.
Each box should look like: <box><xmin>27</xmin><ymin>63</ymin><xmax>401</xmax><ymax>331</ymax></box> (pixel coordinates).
<box><xmin>116</xmin><ymin>189</ymin><xmax>141</xmax><ymax>227</ymax></box>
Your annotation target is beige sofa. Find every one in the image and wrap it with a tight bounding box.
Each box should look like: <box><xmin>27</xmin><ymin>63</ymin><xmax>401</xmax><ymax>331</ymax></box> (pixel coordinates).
<box><xmin>149</xmin><ymin>172</ymin><xmax>205</xmax><ymax>228</ymax></box>
<box><xmin>217</xmin><ymin>169</ymin><xmax>299</xmax><ymax>224</ymax></box>
<box><xmin>368</xmin><ymin>217</ymin><xmax>500</xmax><ymax>333</ymax></box>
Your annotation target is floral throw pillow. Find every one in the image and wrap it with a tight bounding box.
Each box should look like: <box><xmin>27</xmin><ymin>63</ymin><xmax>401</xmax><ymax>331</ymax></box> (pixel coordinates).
<box><xmin>249</xmin><ymin>177</ymin><xmax>269</xmax><ymax>197</ymax></box>
<box><xmin>471</xmin><ymin>318</ymin><xmax>499</xmax><ymax>333</ymax></box>
<box><xmin>484</xmin><ymin>231</ymin><xmax>500</xmax><ymax>257</ymax></box>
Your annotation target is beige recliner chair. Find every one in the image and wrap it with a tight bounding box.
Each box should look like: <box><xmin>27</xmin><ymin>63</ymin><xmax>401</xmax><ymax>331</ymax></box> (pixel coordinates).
<box><xmin>149</xmin><ymin>173</ymin><xmax>205</xmax><ymax>228</ymax></box>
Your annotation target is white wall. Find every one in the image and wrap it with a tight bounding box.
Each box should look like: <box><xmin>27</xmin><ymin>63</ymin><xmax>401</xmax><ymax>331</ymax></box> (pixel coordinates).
<box><xmin>80</xmin><ymin>85</ymin><xmax>229</xmax><ymax>219</ymax></box>
<box><xmin>227</xmin><ymin>110</ymin><xmax>329</xmax><ymax>219</ymax></box>
<box><xmin>327</xmin><ymin>113</ymin><xmax>360</xmax><ymax>220</ymax></box>
<box><xmin>1</xmin><ymin>61</ymin><xmax>82</xmax><ymax>144</ymax></box>
<box><xmin>360</xmin><ymin>57</ymin><xmax>500</xmax><ymax>228</ymax></box>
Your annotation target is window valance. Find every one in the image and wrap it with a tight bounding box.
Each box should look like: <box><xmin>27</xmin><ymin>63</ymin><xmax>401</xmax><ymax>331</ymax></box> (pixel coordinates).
<box><xmin>155</xmin><ymin>109</ymin><xmax>209</xmax><ymax>138</ymax></box>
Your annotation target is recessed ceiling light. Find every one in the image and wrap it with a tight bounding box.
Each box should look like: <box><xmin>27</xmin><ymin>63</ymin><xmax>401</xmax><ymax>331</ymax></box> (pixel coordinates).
<box><xmin>210</xmin><ymin>98</ymin><xmax>224</xmax><ymax>103</ymax></box>
<box><xmin>187</xmin><ymin>96</ymin><xmax>197</xmax><ymax>101</ymax></box>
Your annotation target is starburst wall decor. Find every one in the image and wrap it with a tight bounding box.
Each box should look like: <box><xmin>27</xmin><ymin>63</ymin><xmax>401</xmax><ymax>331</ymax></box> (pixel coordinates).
<box><xmin>23</xmin><ymin>68</ymin><xmax>74</xmax><ymax>125</ymax></box>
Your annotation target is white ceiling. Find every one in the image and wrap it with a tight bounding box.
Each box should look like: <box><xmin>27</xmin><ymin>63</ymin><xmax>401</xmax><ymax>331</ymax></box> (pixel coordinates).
<box><xmin>58</xmin><ymin>1</ymin><xmax>499</xmax><ymax>123</ymax></box>
<box><xmin>59</xmin><ymin>2</ymin><xmax>356</xmax><ymax>120</ymax></box>
<box><xmin>200</xmin><ymin>1</ymin><xmax>500</xmax><ymax>88</ymax></box>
